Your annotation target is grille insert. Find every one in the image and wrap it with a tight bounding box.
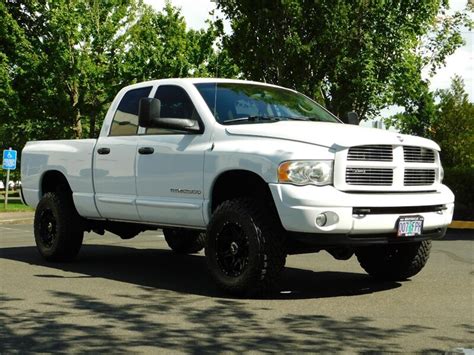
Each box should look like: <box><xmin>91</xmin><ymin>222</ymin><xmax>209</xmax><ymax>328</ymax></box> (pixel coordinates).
<box><xmin>404</xmin><ymin>169</ymin><xmax>435</xmax><ymax>186</ymax></box>
<box><xmin>348</xmin><ymin>145</ymin><xmax>393</xmax><ymax>161</ymax></box>
<box><xmin>404</xmin><ymin>146</ymin><xmax>435</xmax><ymax>163</ymax></box>
<box><xmin>346</xmin><ymin>168</ymin><xmax>393</xmax><ymax>186</ymax></box>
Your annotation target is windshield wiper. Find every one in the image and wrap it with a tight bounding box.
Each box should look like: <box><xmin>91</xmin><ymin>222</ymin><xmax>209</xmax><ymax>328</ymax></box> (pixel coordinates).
<box><xmin>285</xmin><ymin>116</ymin><xmax>310</xmax><ymax>121</ymax></box>
<box><xmin>222</xmin><ymin>115</ymin><xmax>282</xmax><ymax>125</ymax></box>
<box><xmin>292</xmin><ymin>116</ymin><xmax>334</xmax><ymax>122</ymax></box>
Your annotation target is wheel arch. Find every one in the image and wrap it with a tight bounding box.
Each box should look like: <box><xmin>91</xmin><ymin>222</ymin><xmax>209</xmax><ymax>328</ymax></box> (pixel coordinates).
<box><xmin>209</xmin><ymin>169</ymin><xmax>282</xmax><ymax>226</ymax></box>
<box><xmin>40</xmin><ymin>170</ymin><xmax>72</xmax><ymax>196</ymax></box>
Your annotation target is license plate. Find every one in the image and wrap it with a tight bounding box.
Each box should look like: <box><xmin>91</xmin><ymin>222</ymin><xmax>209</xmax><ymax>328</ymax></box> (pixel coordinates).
<box><xmin>397</xmin><ymin>216</ymin><xmax>424</xmax><ymax>237</ymax></box>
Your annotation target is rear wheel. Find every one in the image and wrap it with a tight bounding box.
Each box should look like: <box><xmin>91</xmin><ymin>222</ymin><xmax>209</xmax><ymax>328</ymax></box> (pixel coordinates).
<box><xmin>34</xmin><ymin>189</ymin><xmax>84</xmax><ymax>261</ymax></box>
<box><xmin>206</xmin><ymin>198</ymin><xmax>286</xmax><ymax>297</ymax></box>
<box><xmin>356</xmin><ymin>241</ymin><xmax>432</xmax><ymax>280</ymax></box>
<box><xmin>163</xmin><ymin>228</ymin><xmax>206</xmax><ymax>254</ymax></box>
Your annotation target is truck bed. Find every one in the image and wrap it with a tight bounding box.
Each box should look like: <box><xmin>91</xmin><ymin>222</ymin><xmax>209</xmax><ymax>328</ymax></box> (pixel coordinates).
<box><xmin>21</xmin><ymin>139</ymin><xmax>99</xmax><ymax>218</ymax></box>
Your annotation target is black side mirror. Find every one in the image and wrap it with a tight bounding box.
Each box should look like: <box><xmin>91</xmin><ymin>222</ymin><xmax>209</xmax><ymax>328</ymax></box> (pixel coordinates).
<box><xmin>344</xmin><ymin>111</ymin><xmax>359</xmax><ymax>125</ymax></box>
<box><xmin>139</xmin><ymin>97</ymin><xmax>161</xmax><ymax>128</ymax></box>
<box><xmin>138</xmin><ymin>97</ymin><xmax>200</xmax><ymax>132</ymax></box>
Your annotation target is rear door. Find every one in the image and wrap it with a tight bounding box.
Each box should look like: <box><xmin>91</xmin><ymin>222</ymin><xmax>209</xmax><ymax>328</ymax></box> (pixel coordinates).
<box><xmin>94</xmin><ymin>86</ymin><xmax>152</xmax><ymax>221</ymax></box>
<box><xmin>135</xmin><ymin>84</ymin><xmax>210</xmax><ymax>227</ymax></box>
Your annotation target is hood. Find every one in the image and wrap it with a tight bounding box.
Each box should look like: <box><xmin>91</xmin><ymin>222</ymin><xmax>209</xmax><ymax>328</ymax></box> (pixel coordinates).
<box><xmin>225</xmin><ymin>121</ymin><xmax>440</xmax><ymax>151</ymax></box>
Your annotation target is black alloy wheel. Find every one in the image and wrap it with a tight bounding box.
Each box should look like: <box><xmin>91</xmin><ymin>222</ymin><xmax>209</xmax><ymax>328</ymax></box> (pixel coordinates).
<box><xmin>38</xmin><ymin>208</ymin><xmax>57</xmax><ymax>249</ymax></box>
<box><xmin>34</xmin><ymin>189</ymin><xmax>84</xmax><ymax>261</ymax></box>
<box><xmin>206</xmin><ymin>198</ymin><xmax>286</xmax><ymax>297</ymax></box>
<box><xmin>216</xmin><ymin>222</ymin><xmax>250</xmax><ymax>277</ymax></box>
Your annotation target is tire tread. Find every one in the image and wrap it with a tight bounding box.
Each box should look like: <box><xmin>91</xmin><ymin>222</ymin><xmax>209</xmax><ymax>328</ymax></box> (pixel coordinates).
<box><xmin>206</xmin><ymin>198</ymin><xmax>286</xmax><ymax>296</ymax></box>
<box><xmin>356</xmin><ymin>241</ymin><xmax>432</xmax><ymax>280</ymax></box>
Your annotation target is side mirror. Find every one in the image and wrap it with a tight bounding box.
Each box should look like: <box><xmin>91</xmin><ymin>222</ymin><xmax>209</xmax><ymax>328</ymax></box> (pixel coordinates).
<box><xmin>138</xmin><ymin>97</ymin><xmax>200</xmax><ymax>132</ymax></box>
<box><xmin>139</xmin><ymin>97</ymin><xmax>161</xmax><ymax>128</ymax></box>
<box><xmin>344</xmin><ymin>111</ymin><xmax>359</xmax><ymax>125</ymax></box>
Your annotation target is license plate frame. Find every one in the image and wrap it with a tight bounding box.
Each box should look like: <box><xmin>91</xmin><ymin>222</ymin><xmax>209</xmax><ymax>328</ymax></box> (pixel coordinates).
<box><xmin>396</xmin><ymin>215</ymin><xmax>424</xmax><ymax>237</ymax></box>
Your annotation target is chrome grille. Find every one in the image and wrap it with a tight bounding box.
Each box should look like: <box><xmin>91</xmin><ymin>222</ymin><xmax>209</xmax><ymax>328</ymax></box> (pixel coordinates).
<box><xmin>403</xmin><ymin>146</ymin><xmax>435</xmax><ymax>163</ymax></box>
<box><xmin>348</xmin><ymin>145</ymin><xmax>393</xmax><ymax>161</ymax></box>
<box><xmin>346</xmin><ymin>168</ymin><xmax>393</xmax><ymax>186</ymax></box>
<box><xmin>404</xmin><ymin>169</ymin><xmax>435</xmax><ymax>186</ymax></box>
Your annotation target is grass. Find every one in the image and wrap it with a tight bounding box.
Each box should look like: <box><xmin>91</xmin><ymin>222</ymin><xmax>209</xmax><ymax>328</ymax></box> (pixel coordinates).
<box><xmin>0</xmin><ymin>200</ymin><xmax>34</xmax><ymax>213</ymax></box>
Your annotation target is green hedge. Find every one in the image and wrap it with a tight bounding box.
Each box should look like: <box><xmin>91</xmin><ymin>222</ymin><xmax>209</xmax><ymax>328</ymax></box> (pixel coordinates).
<box><xmin>443</xmin><ymin>166</ymin><xmax>474</xmax><ymax>220</ymax></box>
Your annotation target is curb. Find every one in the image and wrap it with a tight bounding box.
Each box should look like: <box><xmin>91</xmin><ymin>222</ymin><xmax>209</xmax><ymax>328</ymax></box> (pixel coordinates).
<box><xmin>0</xmin><ymin>217</ymin><xmax>34</xmax><ymax>225</ymax></box>
<box><xmin>449</xmin><ymin>221</ymin><xmax>474</xmax><ymax>230</ymax></box>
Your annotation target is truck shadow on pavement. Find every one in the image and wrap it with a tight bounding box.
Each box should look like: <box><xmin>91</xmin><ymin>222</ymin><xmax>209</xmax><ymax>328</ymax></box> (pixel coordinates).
<box><xmin>438</xmin><ymin>229</ymin><xmax>474</xmax><ymax>241</ymax></box>
<box><xmin>2</xmin><ymin>244</ymin><xmax>471</xmax><ymax>353</ymax></box>
<box><xmin>0</xmin><ymin>244</ymin><xmax>401</xmax><ymax>300</ymax></box>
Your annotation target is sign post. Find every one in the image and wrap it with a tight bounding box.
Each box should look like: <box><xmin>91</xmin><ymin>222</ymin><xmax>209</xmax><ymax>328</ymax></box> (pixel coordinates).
<box><xmin>2</xmin><ymin>148</ymin><xmax>17</xmax><ymax>209</ymax></box>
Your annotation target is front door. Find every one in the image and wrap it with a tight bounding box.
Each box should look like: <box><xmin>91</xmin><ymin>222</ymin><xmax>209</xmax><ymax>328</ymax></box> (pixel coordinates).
<box><xmin>94</xmin><ymin>85</ymin><xmax>153</xmax><ymax>221</ymax></box>
<box><xmin>135</xmin><ymin>84</ymin><xmax>209</xmax><ymax>227</ymax></box>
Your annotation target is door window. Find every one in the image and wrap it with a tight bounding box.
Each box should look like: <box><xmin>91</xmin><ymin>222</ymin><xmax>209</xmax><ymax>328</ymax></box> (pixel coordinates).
<box><xmin>146</xmin><ymin>85</ymin><xmax>201</xmax><ymax>135</ymax></box>
<box><xmin>110</xmin><ymin>86</ymin><xmax>152</xmax><ymax>136</ymax></box>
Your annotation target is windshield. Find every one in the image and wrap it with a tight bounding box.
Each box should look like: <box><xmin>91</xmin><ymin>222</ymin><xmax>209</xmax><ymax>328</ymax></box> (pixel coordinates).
<box><xmin>194</xmin><ymin>82</ymin><xmax>340</xmax><ymax>125</ymax></box>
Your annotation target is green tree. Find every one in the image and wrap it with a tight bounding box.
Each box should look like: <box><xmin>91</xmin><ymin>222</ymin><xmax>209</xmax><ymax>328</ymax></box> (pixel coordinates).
<box><xmin>389</xmin><ymin>75</ymin><xmax>473</xmax><ymax>167</ymax></box>
<box><xmin>0</xmin><ymin>1</ymin><xmax>41</xmax><ymax>158</ymax></box>
<box><xmin>432</xmin><ymin>76</ymin><xmax>474</xmax><ymax>167</ymax></box>
<box><xmin>385</xmin><ymin>82</ymin><xmax>438</xmax><ymax>138</ymax></box>
<box><xmin>1</xmin><ymin>0</ymin><xmax>229</xmax><ymax>146</ymax></box>
<box><xmin>216</xmin><ymin>0</ymin><xmax>472</xmax><ymax>120</ymax></box>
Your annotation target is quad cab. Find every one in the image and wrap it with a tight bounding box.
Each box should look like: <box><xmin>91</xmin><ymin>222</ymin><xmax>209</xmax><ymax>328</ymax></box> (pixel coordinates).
<box><xmin>21</xmin><ymin>79</ymin><xmax>454</xmax><ymax>296</ymax></box>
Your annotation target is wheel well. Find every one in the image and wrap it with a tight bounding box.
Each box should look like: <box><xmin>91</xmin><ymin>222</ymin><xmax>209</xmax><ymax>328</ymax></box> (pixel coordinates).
<box><xmin>41</xmin><ymin>170</ymin><xmax>72</xmax><ymax>196</ymax></box>
<box><xmin>211</xmin><ymin>170</ymin><xmax>275</xmax><ymax>212</ymax></box>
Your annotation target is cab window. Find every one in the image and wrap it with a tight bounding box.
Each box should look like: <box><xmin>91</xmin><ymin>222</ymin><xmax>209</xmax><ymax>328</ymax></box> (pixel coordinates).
<box><xmin>146</xmin><ymin>85</ymin><xmax>201</xmax><ymax>135</ymax></box>
<box><xmin>110</xmin><ymin>86</ymin><xmax>152</xmax><ymax>136</ymax></box>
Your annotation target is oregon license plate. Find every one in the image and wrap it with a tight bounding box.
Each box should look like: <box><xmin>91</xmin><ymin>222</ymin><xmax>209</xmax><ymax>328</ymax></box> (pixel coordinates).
<box><xmin>397</xmin><ymin>216</ymin><xmax>424</xmax><ymax>237</ymax></box>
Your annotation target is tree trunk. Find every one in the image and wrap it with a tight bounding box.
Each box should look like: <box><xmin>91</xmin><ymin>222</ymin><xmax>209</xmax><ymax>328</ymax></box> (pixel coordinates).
<box><xmin>89</xmin><ymin>112</ymin><xmax>96</xmax><ymax>138</ymax></box>
<box><xmin>73</xmin><ymin>108</ymin><xmax>82</xmax><ymax>139</ymax></box>
<box><xmin>68</xmin><ymin>81</ymin><xmax>82</xmax><ymax>139</ymax></box>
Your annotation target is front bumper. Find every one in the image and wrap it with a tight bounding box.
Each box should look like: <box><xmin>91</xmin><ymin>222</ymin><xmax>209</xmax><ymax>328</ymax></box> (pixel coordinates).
<box><xmin>269</xmin><ymin>183</ymin><xmax>455</xmax><ymax>235</ymax></box>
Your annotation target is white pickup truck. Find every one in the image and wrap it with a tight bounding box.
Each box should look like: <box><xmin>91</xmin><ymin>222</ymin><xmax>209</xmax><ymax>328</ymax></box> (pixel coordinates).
<box><xmin>21</xmin><ymin>78</ymin><xmax>454</xmax><ymax>296</ymax></box>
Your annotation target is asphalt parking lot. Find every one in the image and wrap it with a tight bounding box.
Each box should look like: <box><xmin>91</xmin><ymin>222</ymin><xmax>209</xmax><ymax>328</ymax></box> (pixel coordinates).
<box><xmin>1</xmin><ymin>224</ymin><xmax>473</xmax><ymax>353</ymax></box>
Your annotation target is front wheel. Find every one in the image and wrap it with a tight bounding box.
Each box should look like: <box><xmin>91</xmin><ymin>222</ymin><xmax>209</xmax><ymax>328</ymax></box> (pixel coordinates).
<box><xmin>34</xmin><ymin>190</ymin><xmax>84</xmax><ymax>261</ymax></box>
<box><xmin>355</xmin><ymin>241</ymin><xmax>432</xmax><ymax>280</ymax></box>
<box><xmin>206</xmin><ymin>198</ymin><xmax>286</xmax><ymax>297</ymax></box>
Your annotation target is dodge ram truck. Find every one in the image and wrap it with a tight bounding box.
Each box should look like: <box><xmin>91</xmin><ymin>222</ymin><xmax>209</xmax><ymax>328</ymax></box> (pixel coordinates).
<box><xmin>21</xmin><ymin>78</ymin><xmax>455</xmax><ymax>296</ymax></box>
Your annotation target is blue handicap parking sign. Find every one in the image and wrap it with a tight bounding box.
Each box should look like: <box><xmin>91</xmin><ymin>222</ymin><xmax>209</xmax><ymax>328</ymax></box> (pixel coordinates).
<box><xmin>2</xmin><ymin>149</ymin><xmax>17</xmax><ymax>170</ymax></box>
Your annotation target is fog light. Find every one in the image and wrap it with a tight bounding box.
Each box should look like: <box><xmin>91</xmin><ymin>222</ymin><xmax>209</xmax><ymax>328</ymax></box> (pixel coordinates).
<box><xmin>316</xmin><ymin>213</ymin><xmax>328</xmax><ymax>227</ymax></box>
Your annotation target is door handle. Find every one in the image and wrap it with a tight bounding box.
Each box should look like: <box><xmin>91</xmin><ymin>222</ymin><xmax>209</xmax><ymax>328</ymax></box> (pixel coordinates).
<box><xmin>138</xmin><ymin>147</ymin><xmax>154</xmax><ymax>155</ymax></box>
<box><xmin>97</xmin><ymin>147</ymin><xmax>110</xmax><ymax>155</ymax></box>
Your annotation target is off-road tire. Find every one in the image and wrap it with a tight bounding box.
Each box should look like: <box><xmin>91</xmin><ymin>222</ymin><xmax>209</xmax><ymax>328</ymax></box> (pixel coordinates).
<box><xmin>34</xmin><ymin>189</ymin><xmax>84</xmax><ymax>261</ymax></box>
<box><xmin>355</xmin><ymin>241</ymin><xmax>432</xmax><ymax>280</ymax></box>
<box><xmin>206</xmin><ymin>198</ymin><xmax>286</xmax><ymax>297</ymax></box>
<box><xmin>163</xmin><ymin>228</ymin><xmax>206</xmax><ymax>254</ymax></box>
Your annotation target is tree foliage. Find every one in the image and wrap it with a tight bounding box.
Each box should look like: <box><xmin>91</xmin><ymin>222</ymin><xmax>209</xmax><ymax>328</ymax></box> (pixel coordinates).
<box><xmin>217</xmin><ymin>0</ymin><xmax>472</xmax><ymax>120</ymax></box>
<box><xmin>388</xmin><ymin>75</ymin><xmax>473</xmax><ymax>167</ymax></box>
<box><xmin>431</xmin><ymin>76</ymin><xmax>474</xmax><ymax>167</ymax></box>
<box><xmin>0</xmin><ymin>0</ymin><xmax>228</xmax><ymax>151</ymax></box>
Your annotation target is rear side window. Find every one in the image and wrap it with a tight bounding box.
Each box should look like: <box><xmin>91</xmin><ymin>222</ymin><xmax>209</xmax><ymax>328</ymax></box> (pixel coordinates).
<box><xmin>110</xmin><ymin>86</ymin><xmax>152</xmax><ymax>136</ymax></box>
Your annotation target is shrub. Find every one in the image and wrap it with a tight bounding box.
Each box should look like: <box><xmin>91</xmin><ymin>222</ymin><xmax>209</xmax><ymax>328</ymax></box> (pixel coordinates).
<box><xmin>443</xmin><ymin>166</ymin><xmax>474</xmax><ymax>221</ymax></box>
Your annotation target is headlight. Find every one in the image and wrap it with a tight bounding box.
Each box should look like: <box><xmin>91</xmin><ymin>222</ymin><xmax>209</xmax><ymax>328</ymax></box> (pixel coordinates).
<box><xmin>278</xmin><ymin>160</ymin><xmax>333</xmax><ymax>186</ymax></box>
<box><xmin>439</xmin><ymin>164</ymin><xmax>444</xmax><ymax>183</ymax></box>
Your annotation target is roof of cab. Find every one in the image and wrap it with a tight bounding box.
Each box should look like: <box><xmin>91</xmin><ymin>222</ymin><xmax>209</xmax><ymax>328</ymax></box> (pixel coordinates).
<box><xmin>121</xmin><ymin>78</ymin><xmax>294</xmax><ymax>92</ymax></box>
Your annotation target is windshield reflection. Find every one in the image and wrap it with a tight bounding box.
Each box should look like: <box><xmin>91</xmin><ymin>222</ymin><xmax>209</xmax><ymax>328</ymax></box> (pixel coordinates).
<box><xmin>194</xmin><ymin>82</ymin><xmax>340</xmax><ymax>125</ymax></box>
